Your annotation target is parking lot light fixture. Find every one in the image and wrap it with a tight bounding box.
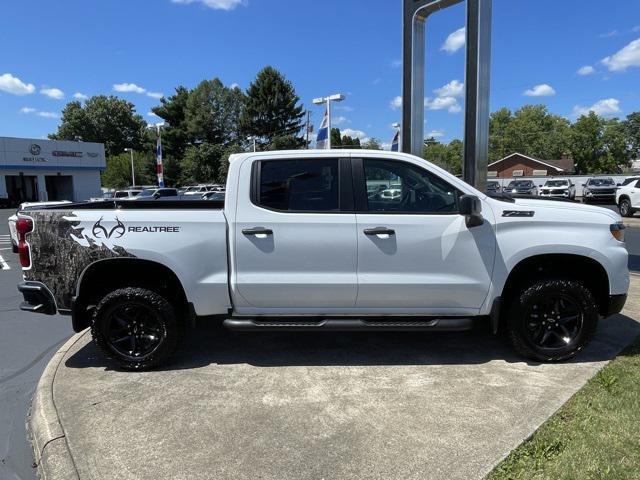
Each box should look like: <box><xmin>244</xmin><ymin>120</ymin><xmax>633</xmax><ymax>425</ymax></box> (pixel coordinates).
<box><xmin>312</xmin><ymin>93</ymin><xmax>345</xmax><ymax>149</ymax></box>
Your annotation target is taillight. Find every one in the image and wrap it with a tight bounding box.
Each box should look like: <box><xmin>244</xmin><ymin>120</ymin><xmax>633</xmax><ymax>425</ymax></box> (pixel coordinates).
<box><xmin>16</xmin><ymin>217</ymin><xmax>34</xmax><ymax>268</ymax></box>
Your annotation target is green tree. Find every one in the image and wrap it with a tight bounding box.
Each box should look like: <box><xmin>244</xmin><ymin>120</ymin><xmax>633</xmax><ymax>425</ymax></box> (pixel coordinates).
<box><xmin>424</xmin><ymin>139</ymin><xmax>463</xmax><ymax>175</ymax></box>
<box><xmin>241</xmin><ymin>66</ymin><xmax>305</xmax><ymax>149</ymax></box>
<box><xmin>361</xmin><ymin>138</ymin><xmax>382</xmax><ymax>150</ymax></box>
<box><xmin>488</xmin><ymin>107</ymin><xmax>512</xmax><ymax>162</ymax></box>
<box><xmin>185</xmin><ymin>79</ymin><xmax>244</xmax><ymax>146</ymax></box>
<box><xmin>151</xmin><ymin>86</ymin><xmax>191</xmax><ymax>160</ymax></box>
<box><xmin>50</xmin><ymin>96</ymin><xmax>146</xmax><ymax>157</ymax></box>
<box><xmin>330</xmin><ymin>128</ymin><xmax>342</xmax><ymax>148</ymax></box>
<box><xmin>623</xmin><ymin>112</ymin><xmax>640</xmax><ymax>158</ymax></box>
<box><xmin>179</xmin><ymin>143</ymin><xmax>225</xmax><ymax>185</ymax></box>
<box><xmin>101</xmin><ymin>151</ymin><xmax>155</xmax><ymax>189</ymax></box>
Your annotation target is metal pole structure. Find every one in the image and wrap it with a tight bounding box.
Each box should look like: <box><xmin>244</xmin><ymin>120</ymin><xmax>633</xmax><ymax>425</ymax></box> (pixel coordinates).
<box><xmin>305</xmin><ymin>111</ymin><xmax>312</xmax><ymax>149</ymax></box>
<box><xmin>327</xmin><ymin>98</ymin><xmax>332</xmax><ymax>150</ymax></box>
<box><xmin>463</xmin><ymin>0</ymin><xmax>492</xmax><ymax>191</ymax></box>
<box><xmin>126</xmin><ymin>148</ymin><xmax>136</xmax><ymax>187</ymax></box>
<box><xmin>402</xmin><ymin>0</ymin><xmax>492</xmax><ymax>190</ymax></box>
<box><xmin>253</xmin><ymin>137</ymin><xmax>257</xmax><ymax>152</ymax></box>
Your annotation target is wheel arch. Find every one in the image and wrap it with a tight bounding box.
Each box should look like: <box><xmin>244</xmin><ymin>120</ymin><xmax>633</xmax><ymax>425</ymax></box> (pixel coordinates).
<box><xmin>72</xmin><ymin>258</ymin><xmax>190</xmax><ymax>332</ymax></box>
<box><xmin>497</xmin><ymin>253</ymin><xmax>610</xmax><ymax>332</ymax></box>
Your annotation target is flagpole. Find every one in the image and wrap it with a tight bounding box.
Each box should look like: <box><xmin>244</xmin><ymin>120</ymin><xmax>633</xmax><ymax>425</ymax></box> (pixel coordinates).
<box><xmin>327</xmin><ymin>98</ymin><xmax>332</xmax><ymax>149</ymax></box>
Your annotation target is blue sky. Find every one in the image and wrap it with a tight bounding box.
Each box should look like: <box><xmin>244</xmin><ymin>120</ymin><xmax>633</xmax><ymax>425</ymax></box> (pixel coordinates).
<box><xmin>1</xmin><ymin>0</ymin><xmax>639</xmax><ymax>149</ymax></box>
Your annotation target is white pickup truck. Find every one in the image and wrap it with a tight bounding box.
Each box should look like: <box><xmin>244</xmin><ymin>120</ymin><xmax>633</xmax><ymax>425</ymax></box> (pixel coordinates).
<box><xmin>16</xmin><ymin>150</ymin><xmax>629</xmax><ymax>370</ymax></box>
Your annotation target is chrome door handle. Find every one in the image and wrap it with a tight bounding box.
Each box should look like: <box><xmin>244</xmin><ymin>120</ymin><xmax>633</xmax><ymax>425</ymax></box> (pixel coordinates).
<box><xmin>364</xmin><ymin>227</ymin><xmax>395</xmax><ymax>236</ymax></box>
<box><xmin>242</xmin><ymin>227</ymin><xmax>273</xmax><ymax>236</ymax></box>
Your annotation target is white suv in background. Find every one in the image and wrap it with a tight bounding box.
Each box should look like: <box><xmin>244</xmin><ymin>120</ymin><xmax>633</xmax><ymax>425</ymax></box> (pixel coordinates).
<box><xmin>616</xmin><ymin>176</ymin><xmax>640</xmax><ymax>217</ymax></box>
<box><xmin>539</xmin><ymin>179</ymin><xmax>576</xmax><ymax>200</ymax></box>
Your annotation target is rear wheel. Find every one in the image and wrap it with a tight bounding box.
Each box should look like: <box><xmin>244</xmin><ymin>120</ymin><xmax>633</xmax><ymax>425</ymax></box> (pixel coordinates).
<box><xmin>91</xmin><ymin>287</ymin><xmax>184</xmax><ymax>370</ymax></box>
<box><xmin>619</xmin><ymin>198</ymin><xmax>634</xmax><ymax>217</ymax></box>
<box><xmin>506</xmin><ymin>279</ymin><xmax>598</xmax><ymax>362</ymax></box>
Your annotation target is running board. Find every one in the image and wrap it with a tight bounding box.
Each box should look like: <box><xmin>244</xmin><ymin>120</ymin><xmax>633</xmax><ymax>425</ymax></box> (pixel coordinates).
<box><xmin>222</xmin><ymin>318</ymin><xmax>474</xmax><ymax>332</ymax></box>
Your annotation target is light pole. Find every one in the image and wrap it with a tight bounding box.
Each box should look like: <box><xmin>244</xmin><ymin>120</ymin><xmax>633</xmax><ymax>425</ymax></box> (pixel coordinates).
<box><xmin>124</xmin><ymin>148</ymin><xmax>136</xmax><ymax>187</ymax></box>
<box><xmin>147</xmin><ymin>122</ymin><xmax>169</xmax><ymax>187</ymax></box>
<box><xmin>247</xmin><ymin>136</ymin><xmax>257</xmax><ymax>152</ymax></box>
<box><xmin>312</xmin><ymin>93</ymin><xmax>345</xmax><ymax>149</ymax></box>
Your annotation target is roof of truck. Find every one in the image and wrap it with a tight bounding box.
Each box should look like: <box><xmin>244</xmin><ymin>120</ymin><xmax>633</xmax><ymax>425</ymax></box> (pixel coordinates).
<box><xmin>228</xmin><ymin>149</ymin><xmax>408</xmax><ymax>163</ymax></box>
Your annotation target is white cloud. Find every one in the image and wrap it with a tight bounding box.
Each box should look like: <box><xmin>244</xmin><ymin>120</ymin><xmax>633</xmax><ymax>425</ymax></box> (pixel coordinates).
<box><xmin>0</xmin><ymin>73</ymin><xmax>35</xmax><ymax>95</ymax></box>
<box><xmin>601</xmin><ymin>38</ymin><xmax>640</xmax><ymax>72</ymax></box>
<box><xmin>341</xmin><ymin>128</ymin><xmax>367</xmax><ymax>140</ymax></box>
<box><xmin>40</xmin><ymin>87</ymin><xmax>64</xmax><ymax>99</ymax></box>
<box><xmin>37</xmin><ymin>111</ymin><xmax>59</xmax><ymax>119</ymax></box>
<box><xmin>333</xmin><ymin>116</ymin><xmax>348</xmax><ymax>126</ymax></box>
<box><xmin>425</xmin><ymin>96</ymin><xmax>461</xmax><ymax>113</ymax></box>
<box><xmin>572</xmin><ymin>98</ymin><xmax>621</xmax><ymax>118</ymax></box>
<box><xmin>147</xmin><ymin>111</ymin><xmax>160</xmax><ymax>118</ymax></box>
<box><xmin>599</xmin><ymin>30</ymin><xmax>619</xmax><ymax>38</ymax></box>
<box><xmin>73</xmin><ymin>92</ymin><xmax>89</xmax><ymax>100</ymax></box>
<box><xmin>577</xmin><ymin>65</ymin><xmax>596</xmax><ymax>76</ymax></box>
<box><xmin>523</xmin><ymin>83</ymin><xmax>556</xmax><ymax>97</ymax></box>
<box><xmin>171</xmin><ymin>0</ymin><xmax>247</xmax><ymax>11</ymax></box>
<box><xmin>426</xmin><ymin>129</ymin><xmax>445</xmax><ymax>138</ymax></box>
<box><xmin>390</xmin><ymin>96</ymin><xmax>402</xmax><ymax>110</ymax></box>
<box><xmin>113</xmin><ymin>82</ymin><xmax>146</xmax><ymax>94</ymax></box>
<box><xmin>230</xmin><ymin>83</ymin><xmax>240</xmax><ymax>89</ymax></box>
<box><xmin>390</xmin><ymin>59</ymin><xmax>402</xmax><ymax>68</ymax></box>
<box><xmin>441</xmin><ymin>27</ymin><xmax>465</xmax><ymax>54</ymax></box>
<box><xmin>434</xmin><ymin>79</ymin><xmax>464</xmax><ymax>98</ymax></box>
<box><xmin>146</xmin><ymin>91</ymin><xmax>164</xmax><ymax>99</ymax></box>
<box><xmin>20</xmin><ymin>107</ymin><xmax>36</xmax><ymax>114</ymax></box>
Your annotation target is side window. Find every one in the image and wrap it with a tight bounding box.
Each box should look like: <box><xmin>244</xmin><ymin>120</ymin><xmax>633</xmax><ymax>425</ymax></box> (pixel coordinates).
<box><xmin>258</xmin><ymin>159</ymin><xmax>339</xmax><ymax>212</ymax></box>
<box><xmin>363</xmin><ymin>159</ymin><xmax>459</xmax><ymax>213</ymax></box>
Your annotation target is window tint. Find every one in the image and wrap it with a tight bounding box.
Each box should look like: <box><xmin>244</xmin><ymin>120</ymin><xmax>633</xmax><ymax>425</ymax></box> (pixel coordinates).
<box><xmin>258</xmin><ymin>159</ymin><xmax>339</xmax><ymax>211</ymax></box>
<box><xmin>363</xmin><ymin>159</ymin><xmax>459</xmax><ymax>213</ymax></box>
<box><xmin>621</xmin><ymin>177</ymin><xmax>640</xmax><ymax>186</ymax></box>
<box><xmin>114</xmin><ymin>191</ymin><xmax>128</xmax><ymax>198</ymax></box>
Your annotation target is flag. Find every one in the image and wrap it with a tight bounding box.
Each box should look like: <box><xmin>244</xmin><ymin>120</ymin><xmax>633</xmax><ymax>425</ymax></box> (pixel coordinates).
<box><xmin>156</xmin><ymin>129</ymin><xmax>165</xmax><ymax>187</ymax></box>
<box><xmin>315</xmin><ymin>106</ymin><xmax>329</xmax><ymax>150</ymax></box>
<box><xmin>391</xmin><ymin>130</ymin><xmax>400</xmax><ymax>152</ymax></box>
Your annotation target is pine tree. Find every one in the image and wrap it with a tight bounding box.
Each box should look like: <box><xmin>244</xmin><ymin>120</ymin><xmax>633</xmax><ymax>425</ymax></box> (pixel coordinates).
<box><xmin>241</xmin><ymin>66</ymin><xmax>305</xmax><ymax>149</ymax></box>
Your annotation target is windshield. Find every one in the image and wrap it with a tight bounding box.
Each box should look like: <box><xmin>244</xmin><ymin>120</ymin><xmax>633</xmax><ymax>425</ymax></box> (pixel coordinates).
<box><xmin>587</xmin><ymin>178</ymin><xmax>614</xmax><ymax>186</ymax></box>
<box><xmin>510</xmin><ymin>181</ymin><xmax>531</xmax><ymax>187</ymax></box>
<box><xmin>137</xmin><ymin>189</ymin><xmax>156</xmax><ymax>197</ymax></box>
<box><xmin>545</xmin><ymin>180</ymin><xmax>568</xmax><ymax>187</ymax></box>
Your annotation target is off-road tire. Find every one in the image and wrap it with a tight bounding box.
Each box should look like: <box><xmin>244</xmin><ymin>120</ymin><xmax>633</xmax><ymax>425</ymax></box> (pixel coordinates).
<box><xmin>619</xmin><ymin>198</ymin><xmax>635</xmax><ymax>217</ymax></box>
<box><xmin>506</xmin><ymin>279</ymin><xmax>598</xmax><ymax>362</ymax></box>
<box><xmin>91</xmin><ymin>287</ymin><xmax>184</xmax><ymax>370</ymax></box>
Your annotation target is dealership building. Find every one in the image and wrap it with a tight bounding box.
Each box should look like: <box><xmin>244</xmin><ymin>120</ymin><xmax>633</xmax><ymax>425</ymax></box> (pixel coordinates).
<box><xmin>0</xmin><ymin>136</ymin><xmax>105</xmax><ymax>204</ymax></box>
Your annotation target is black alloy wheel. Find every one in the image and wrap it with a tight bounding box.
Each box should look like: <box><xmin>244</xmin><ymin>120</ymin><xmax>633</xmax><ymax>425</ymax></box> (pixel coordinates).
<box><xmin>619</xmin><ymin>199</ymin><xmax>632</xmax><ymax>217</ymax></box>
<box><xmin>524</xmin><ymin>294</ymin><xmax>583</xmax><ymax>349</ymax></box>
<box><xmin>105</xmin><ymin>302</ymin><xmax>165</xmax><ymax>358</ymax></box>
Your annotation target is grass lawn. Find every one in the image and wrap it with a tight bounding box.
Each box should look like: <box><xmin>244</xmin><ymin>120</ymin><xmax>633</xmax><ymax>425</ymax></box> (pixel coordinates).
<box><xmin>488</xmin><ymin>335</ymin><xmax>640</xmax><ymax>480</ymax></box>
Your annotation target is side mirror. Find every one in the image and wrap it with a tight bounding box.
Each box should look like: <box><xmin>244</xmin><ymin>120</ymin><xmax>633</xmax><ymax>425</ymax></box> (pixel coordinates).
<box><xmin>459</xmin><ymin>194</ymin><xmax>484</xmax><ymax>228</ymax></box>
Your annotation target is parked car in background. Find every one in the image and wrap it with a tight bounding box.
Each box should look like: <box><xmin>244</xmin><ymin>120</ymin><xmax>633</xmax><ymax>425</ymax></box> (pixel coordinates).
<box><xmin>8</xmin><ymin>200</ymin><xmax>72</xmax><ymax>252</ymax></box>
<box><xmin>203</xmin><ymin>191</ymin><xmax>226</xmax><ymax>201</ymax></box>
<box><xmin>616</xmin><ymin>176</ymin><xmax>640</xmax><ymax>217</ymax></box>
<box><xmin>114</xmin><ymin>189</ymin><xmax>143</xmax><ymax>199</ymax></box>
<box><xmin>182</xmin><ymin>185</ymin><xmax>218</xmax><ymax>196</ymax></box>
<box><xmin>505</xmin><ymin>180</ymin><xmax>538</xmax><ymax>196</ymax></box>
<box><xmin>132</xmin><ymin>188</ymin><xmax>179</xmax><ymax>200</ymax></box>
<box><xmin>539</xmin><ymin>179</ymin><xmax>576</xmax><ymax>200</ymax></box>
<box><xmin>583</xmin><ymin>177</ymin><xmax>617</xmax><ymax>204</ymax></box>
<box><xmin>485</xmin><ymin>181</ymin><xmax>501</xmax><ymax>195</ymax></box>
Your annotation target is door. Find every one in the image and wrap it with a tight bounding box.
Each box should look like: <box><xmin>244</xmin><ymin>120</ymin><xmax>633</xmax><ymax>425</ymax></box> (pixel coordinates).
<box><xmin>233</xmin><ymin>156</ymin><xmax>357</xmax><ymax>312</ymax></box>
<box><xmin>353</xmin><ymin>157</ymin><xmax>495</xmax><ymax>314</ymax></box>
<box><xmin>631</xmin><ymin>179</ymin><xmax>640</xmax><ymax>208</ymax></box>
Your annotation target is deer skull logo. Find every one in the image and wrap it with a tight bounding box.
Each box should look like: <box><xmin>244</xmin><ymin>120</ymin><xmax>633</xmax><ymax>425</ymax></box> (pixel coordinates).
<box><xmin>92</xmin><ymin>216</ymin><xmax>126</xmax><ymax>239</ymax></box>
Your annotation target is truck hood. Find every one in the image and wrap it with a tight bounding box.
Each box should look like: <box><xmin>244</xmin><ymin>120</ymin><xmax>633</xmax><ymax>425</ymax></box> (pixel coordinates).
<box><xmin>490</xmin><ymin>197</ymin><xmax>621</xmax><ymax>224</ymax></box>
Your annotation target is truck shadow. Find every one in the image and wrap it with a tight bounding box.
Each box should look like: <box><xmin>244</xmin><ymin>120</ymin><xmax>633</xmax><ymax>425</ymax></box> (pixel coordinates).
<box><xmin>66</xmin><ymin>314</ymin><xmax>640</xmax><ymax>370</ymax></box>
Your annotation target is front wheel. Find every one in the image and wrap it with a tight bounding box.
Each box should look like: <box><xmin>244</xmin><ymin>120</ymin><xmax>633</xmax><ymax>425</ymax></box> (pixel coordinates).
<box><xmin>91</xmin><ymin>287</ymin><xmax>184</xmax><ymax>370</ymax></box>
<box><xmin>619</xmin><ymin>198</ymin><xmax>634</xmax><ymax>217</ymax></box>
<box><xmin>505</xmin><ymin>279</ymin><xmax>598</xmax><ymax>362</ymax></box>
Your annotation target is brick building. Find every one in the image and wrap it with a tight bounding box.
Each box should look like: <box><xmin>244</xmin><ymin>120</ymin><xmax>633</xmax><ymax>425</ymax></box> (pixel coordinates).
<box><xmin>487</xmin><ymin>153</ymin><xmax>574</xmax><ymax>178</ymax></box>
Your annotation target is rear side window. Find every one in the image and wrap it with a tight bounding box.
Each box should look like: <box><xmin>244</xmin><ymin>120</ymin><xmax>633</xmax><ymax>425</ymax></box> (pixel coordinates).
<box><xmin>258</xmin><ymin>159</ymin><xmax>339</xmax><ymax>212</ymax></box>
<box><xmin>114</xmin><ymin>191</ymin><xmax>128</xmax><ymax>198</ymax></box>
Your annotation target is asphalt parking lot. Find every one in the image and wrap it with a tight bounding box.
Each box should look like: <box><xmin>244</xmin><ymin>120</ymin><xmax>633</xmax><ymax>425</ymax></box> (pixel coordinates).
<box><xmin>1</xmin><ymin>203</ymin><xmax>640</xmax><ymax>479</ymax></box>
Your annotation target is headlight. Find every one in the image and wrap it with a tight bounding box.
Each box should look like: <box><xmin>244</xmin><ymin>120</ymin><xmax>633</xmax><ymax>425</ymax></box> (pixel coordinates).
<box><xmin>584</xmin><ymin>188</ymin><xmax>592</xmax><ymax>195</ymax></box>
<box><xmin>511</xmin><ymin>189</ymin><xmax>517</xmax><ymax>193</ymax></box>
<box><xmin>610</xmin><ymin>223</ymin><xmax>625</xmax><ymax>242</ymax></box>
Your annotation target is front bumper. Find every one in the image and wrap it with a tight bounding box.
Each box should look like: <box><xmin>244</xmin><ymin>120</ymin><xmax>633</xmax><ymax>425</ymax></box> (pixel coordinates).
<box><xmin>604</xmin><ymin>294</ymin><xmax>627</xmax><ymax>317</ymax></box>
<box><xmin>18</xmin><ymin>282</ymin><xmax>57</xmax><ymax>315</ymax></box>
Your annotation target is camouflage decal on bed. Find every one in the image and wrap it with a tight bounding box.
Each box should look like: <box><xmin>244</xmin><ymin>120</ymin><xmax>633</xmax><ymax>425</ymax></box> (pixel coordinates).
<box><xmin>24</xmin><ymin>210</ymin><xmax>134</xmax><ymax>310</ymax></box>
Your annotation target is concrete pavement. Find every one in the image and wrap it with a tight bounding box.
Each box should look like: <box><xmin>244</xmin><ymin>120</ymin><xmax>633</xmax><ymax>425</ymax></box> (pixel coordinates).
<box><xmin>30</xmin><ymin>277</ymin><xmax>640</xmax><ymax>480</ymax></box>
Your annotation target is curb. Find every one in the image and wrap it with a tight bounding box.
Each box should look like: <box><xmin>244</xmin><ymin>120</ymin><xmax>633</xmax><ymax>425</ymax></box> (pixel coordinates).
<box><xmin>28</xmin><ymin>330</ymin><xmax>89</xmax><ymax>480</ymax></box>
